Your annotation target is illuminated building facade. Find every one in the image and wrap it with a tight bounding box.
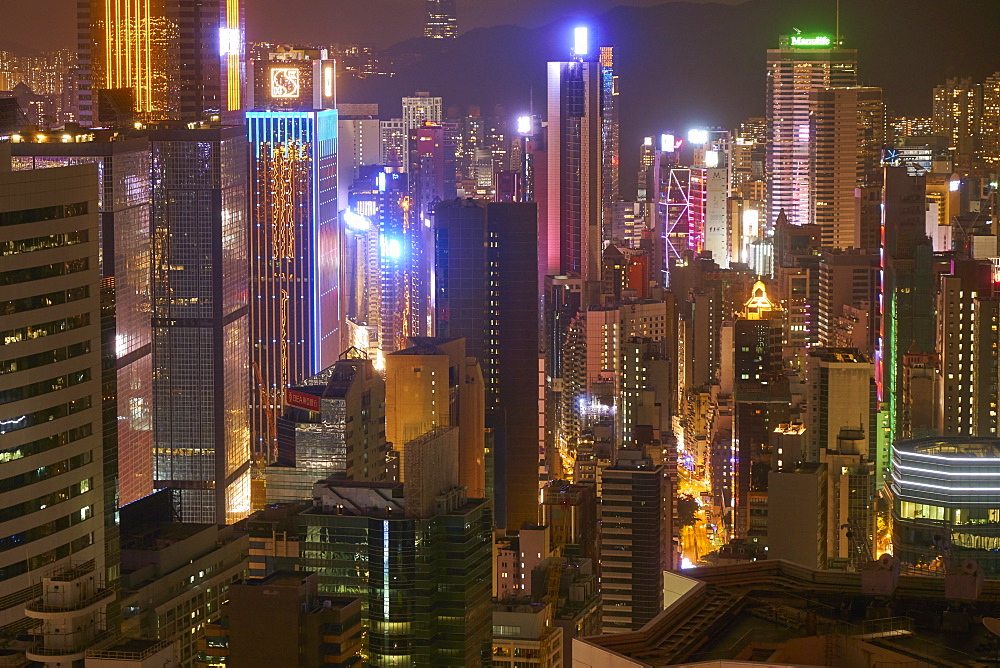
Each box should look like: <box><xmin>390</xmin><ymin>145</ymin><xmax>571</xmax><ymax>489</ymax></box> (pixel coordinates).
<box><xmin>425</xmin><ymin>0</ymin><xmax>458</xmax><ymax>39</ymax></box>
<box><xmin>246</xmin><ymin>109</ymin><xmax>340</xmax><ymax>462</ymax></box>
<box><xmin>267</xmin><ymin>356</ymin><xmax>392</xmax><ymax>503</ymax></box>
<box><xmin>78</xmin><ymin>0</ymin><xmax>246</xmax><ymax>124</ymax></box>
<box><xmin>935</xmin><ymin>261</ymin><xmax>999</xmax><ymax>438</ymax></box>
<box><xmin>434</xmin><ymin>198</ymin><xmax>539</xmax><ymax>529</ymax></box>
<box><xmin>879</xmin><ymin>167</ymin><xmax>935</xmax><ymax>483</ymax></box>
<box><xmin>246</xmin><ymin>54</ymin><xmax>336</xmax><ymax>112</ymax></box>
<box><xmin>10</xmin><ymin>133</ymin><xmax>154</xmax><ymax>507</ymax></box>
<box><xmin>889</xmin><ymin>438</ymin><xmax>1000</xmax><ymax>576</ymax></box>
<box><xmin>144</xmin><ymin>124</ymin><xmax>251</xmax><ymax>524</ymax></box>
<box><xmin>599</xmin><ymin>453</ymin><xmax>669</xmax><ymax>633</ymax></box>
<box><xmin>809</xmin><ymin>86</ymin><xmax>886</xmax><ymax>249</ymax></box>
<box><xmin>766</xmin><ymin>34</ymin><xmax>857</xmax><ymax>226</ymax></box>
<box><xmin>547</xmin><ymin>29</ymin><xmax>603</xmax><ymax>288</ymax></box>
<box><xmin>249</xmin><ymin>482</ymin><xmax>493</xmax><ymax>666</ymax></box>
<box><xmin>0</xmin><ymin>163</ymin><xmax>117</xmax><ymax>647</ymax></box>
<box><xmin>402</xmin><ymin>92</ymin><xmax>442</xmax><ymax>168</ymax></box>
<box><xmin>385</xmin><ymin>337</ymin><xmax>486</xmax><ymax>496</ymax></box>
<box><xmin>600</xmin><ymin>46</ymin><xmax>620</xmax><ymax>240</ymax></box>
<box><xmin>347</xmin><ymin>166</ymin><xmax>415</xmax><ymax>356</ymax></box>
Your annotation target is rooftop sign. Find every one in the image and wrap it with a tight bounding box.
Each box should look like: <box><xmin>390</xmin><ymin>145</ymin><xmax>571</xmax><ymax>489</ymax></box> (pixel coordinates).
<box><xmin>790</xmin><ymin>35</ymin><xmax>832</xmax><ymax>47</ymax></box>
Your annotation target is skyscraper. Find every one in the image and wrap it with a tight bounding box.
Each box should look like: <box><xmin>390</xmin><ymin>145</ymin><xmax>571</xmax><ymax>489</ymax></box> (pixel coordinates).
<box><xmin>599</xmin><ymin>452</ymin><xmax>669</xmax><ymax>633</ymax></box>
<box><xmin>878</xmin><ymin>166</ymin><xmax>935</xmax><ymax>482</ymax></box>
<box><xmin>78</xmin><ymin>0</ymin><xmax>246</xmax><ymax>124</ymax></box>
<box><xmin>425</xmin><ymin>0</ymin><xmax>458</xmax><ymax>39</ymax></box>
<box><xmin>401</xmin><ymin>92</ymin><xmax>442</xmax><ymax>166</ymax></box>
<box><xmin>547</xmin><ymin>29</ymin><xmax>603</xmax><ymax>288</ymax></box>
<box><xmin>766</xmin><ymin>34</ymin><xmax>857</xmax><ymax>227</ymax></box>
<box><xmin>599</xmin><ymin>46</ymin><xmax>620</xmax><ymax>239</ymax></box>
<box><xmin>0</xmin><ymin>161</ymin><xmax>117</xmax><ymax>647</ymax></box>
<box><xmin>144</xmin><ymin>124</ymin><xmax>251</xmax><ymax>524</ymax></box>
<box><xmin>10</xmin><ymin>132</ymin><xmax>154</xmax><ymax>508</ymax></box>
<box><xmin>808</xmin><ymin>86</ymin><xmax>886</xmax><ymax>249</ymax></box>
<box><xmin>246</xmin><ymin>106</ymin><xmax>340</xmax><ymax>461</ymax></box>
<box><xmin>385</xmin><ymin>337</ymin><xmax>486</xmax><ymax>496</ymax></box>
<box><xmin>434</xmin><ymin>198</ymin><xmax>539</xmax><ymax>529</ymax></box>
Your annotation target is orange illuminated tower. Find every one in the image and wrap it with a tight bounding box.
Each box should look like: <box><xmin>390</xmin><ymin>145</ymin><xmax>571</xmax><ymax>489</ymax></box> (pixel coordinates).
<box><xmin>78</xmin><ymin>0</ymin><xmax>245</xmax><ymax>124</ymax></box>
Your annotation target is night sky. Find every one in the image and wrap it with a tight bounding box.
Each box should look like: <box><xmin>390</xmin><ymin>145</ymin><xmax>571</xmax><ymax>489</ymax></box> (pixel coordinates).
<box><xmin>0</xmin><ymin>0</ymin><xmax>741</xmax><ymax>51</ymax></box>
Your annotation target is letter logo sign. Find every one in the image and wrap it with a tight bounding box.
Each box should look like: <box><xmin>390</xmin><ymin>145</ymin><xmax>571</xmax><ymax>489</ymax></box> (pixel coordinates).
<box><xmin>286</xmin><ymin>389</ymin><xmax>321</xmax><ymax>411</ymax></box>
<box><xmin>790</xmin><ymin>35</ymin><xmax>832</xmax><ymax>47</ymax></box>
<box><xmin>270</xmin><ymin>67</ymin><xmax>301</xmax><ymax>99</ymax></box>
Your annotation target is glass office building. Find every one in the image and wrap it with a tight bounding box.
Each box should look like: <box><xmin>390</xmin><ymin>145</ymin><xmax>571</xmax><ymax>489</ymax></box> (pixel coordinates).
<box><xmin>889</xmin><ymin>437</ymin><xmax>1000</xmax><ymax>575</ymax></box>
<box><xmin>145</xmin><ymin>124</ymin><xmax>251</xmax><ymax>524</ymax></box>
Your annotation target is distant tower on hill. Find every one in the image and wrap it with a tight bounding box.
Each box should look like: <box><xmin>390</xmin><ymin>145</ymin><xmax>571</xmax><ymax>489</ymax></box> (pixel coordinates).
<box><xmin>425</xmin><ymin>0</ymin><xmax>458</xmax><ymax>38</ymax></box>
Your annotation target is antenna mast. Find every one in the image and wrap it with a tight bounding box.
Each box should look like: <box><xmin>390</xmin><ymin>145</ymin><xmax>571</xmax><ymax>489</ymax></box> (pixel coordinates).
<box><xmin>836</xmin><ymin>0</ymin><xmax>841</xmax><ymax>45</ymax></box>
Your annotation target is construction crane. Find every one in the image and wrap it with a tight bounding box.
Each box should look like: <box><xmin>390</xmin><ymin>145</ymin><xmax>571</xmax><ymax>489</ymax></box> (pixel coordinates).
<box><xmin>251</xmin><ymin>361</ymin><xmax>278</xmax><ymax>511</ymax></box>
<box><xmin>545</xmin><ymin>497</ymin><xmax>572</xmax><ymax>607</ymax></box>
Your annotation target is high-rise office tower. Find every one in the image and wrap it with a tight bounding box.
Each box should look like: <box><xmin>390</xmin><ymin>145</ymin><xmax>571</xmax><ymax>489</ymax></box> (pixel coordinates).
<box><xmin>599</xmin><ymin>46</ymin><xmax>620</xmax><ymax>239</ymax></box>
<box><xmin>599</xmin><ymin>451</ymin><xmax>669</xmax><ymax>633</ymax></box>
<box><xmin>78</xmin><ymin>0</ymin><xmax>245</xmax><ymax>124</ymax></box>
<box><xmin>936</xmin><ymin>260</ymin><xmax>999</xmax><ymax>437</ymax></box>
<box><xmin>546</xmin><ymin>28</ymin><xmax>603</xmax><ymax>289</ymax></box>
<box><xmin>250</xmin><ymin>478</ymin><xmax>493</xmax><ymax>666</ymax></box>
<box><xmin>425</xmin><ymin>0</ymin><xmax>458</xmax><ymax>39</ymax></box>
<box><xmin>981</xmin><ymin>72</ymin><xmax>1000</xmax><ymax>166</ymax></box>
<box><xmin>10</xmin><ymin>132</ymin><xmax>154</xmax><ymax>508</ymax></box>
<box><xmin>380</xmin><ymin>118</ymin><xmax>407</xmax><ymax>167</ymax></box>
<box><xmin>434</xmin><ymin>198</ymin><xmax>539</xmax><ymax>529</ymax></box>
<box><xmin>267</xmin><ymin>355</ymin><xmax>392</xmax><ymax>502</ymax></box>
<box><xmin>808</xmin><ymin>86</ymin><xmax>886</xmax><ymax>249</ymax></box>
<box><xmin>0</xmin><ymin>162</ymin><xmax>117</xmax><ymax>649</ymax></box>
<box><xmin>766</xmin><ymin>34</ymin><xmax>857</xmax><ymax>227</ymax></box>
<box><xmin>144</xmin><ymin>124</ymin><xmax>251</xmax><ymax>524</ymax></box>
<box><xmin>816</xmin><ymin>248</ymin><xmax>877</xmax><ymax>353</ymax></box>
<box><xmin>878</xmin><ymin>166</ymin><xmax>935</xmax><ymax>483</ymax></box>
<box><xmin>348</xmin><ymin>166</ymin><xmax>415</xmax><ymax>356</ymax></box>
<box><xmin>932</xmin><ymin>77</ymin><xmax>981</xmax><ymax>149</ymax></box>
<box><xmin>402</xmin><ymin>92</ymin><xmax>442</xmax><ymax>167</ymax></box>
<box><xmin>385</xmin><ymin>337</ymin><xmax>486</xmax><ymax>496</ymax></box>
<box><xmin>407</xmin><ymin>122</ymin><xmax>448</xmax><ymax>337</ymax></box>
<box><xmin>337</xmin><ymin>103</ymin><xmax>381</xmax><ymax>212</ymax></box>
<box><xmin>246</xmin><ymin>58</ymin><xmax>339</xmax><ymax>461</ymax></box>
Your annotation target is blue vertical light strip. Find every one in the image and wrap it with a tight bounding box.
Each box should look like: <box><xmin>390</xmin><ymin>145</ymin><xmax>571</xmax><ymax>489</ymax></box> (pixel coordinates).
<box><xmin>382</xmin><ymin>519</ymin><xmax>390</xmax><ymax>619</ymax></box>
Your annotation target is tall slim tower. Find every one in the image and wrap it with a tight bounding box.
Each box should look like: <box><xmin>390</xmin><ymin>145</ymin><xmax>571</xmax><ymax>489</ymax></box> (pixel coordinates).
<box><xmin>599</xmin><ymin>46</ymin><xmax>620</xmax><ymax>240</ymax></box>
<box><xmin>78</xmin><ymin>0</ymin><xmax>245</xmax><ymax>124</ymax></box>
<box><xmin>808</xmin><ymin>86</ymin><xmax>885</xmax><ymax>249</ymax></box>
<box><xmin>434</xmin><ymin>198</ymin><xmax>539</xmax><ymax>529</ymax></box>
<box><xmin>766</xmin><ymin>33</ymin><xmax>857</xmax><ymax>227</ymax></box>
<box><xmin>425</xmin><ymin>0</ymin><xmax>458</xmax><ymax>38</ymax></box>
<box><xmin>0</xmin><ymin>162</ymin><xmax>116</xmax><ymax>646</ymax></box>
<box><xmin>547</xmin><ymin>28</ymin><xmax>603</xmax><ymax>288</ymax></box>
<box><xmin>10</xmin><ymin>134</ymin><xmax>154</xmax><ymax>508</ymax></box>
<box><xmin>245</xmin><ymin>54</ymin><xmax>340</xmax><ymax>462</ymax></box>
<box><xmin>145</xmin><ymin>124</ymin><xmax>251</xmax><ymax>524</ymax></box>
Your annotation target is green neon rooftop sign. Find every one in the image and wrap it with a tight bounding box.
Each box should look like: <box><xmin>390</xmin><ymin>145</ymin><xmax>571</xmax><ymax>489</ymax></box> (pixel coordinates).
<box><xmin>790</xmin><ymin>35</ymin><xmax>832</xmax><ymax>46</ymax></box>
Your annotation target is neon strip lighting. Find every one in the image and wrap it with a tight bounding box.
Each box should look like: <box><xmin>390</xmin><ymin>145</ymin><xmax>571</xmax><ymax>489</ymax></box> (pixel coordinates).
<box><xmin>894</xmin><ymin>463</ymin><xmax>1000</xmax><ymax>477</ymax></box>
<box><xmin>902</xmin><ymin>450</ymin><xmax>1000</xmax><ymax>463</ymax></box>
<box><xmin>382</xmin><ymin>519</ymin><xmax>390</xmax><ymax>619</ymax></box>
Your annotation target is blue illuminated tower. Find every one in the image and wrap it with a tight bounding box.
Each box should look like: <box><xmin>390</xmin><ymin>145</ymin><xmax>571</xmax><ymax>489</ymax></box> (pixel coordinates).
<box><xmin>347</xmin><ymin>166</ymin><xmax>412</xmax><ymax>356</ymax></box>
<box><xmin>247</xmin><ymin>107</ymin><xmax>340</xmax><ymax>462</ymax></box>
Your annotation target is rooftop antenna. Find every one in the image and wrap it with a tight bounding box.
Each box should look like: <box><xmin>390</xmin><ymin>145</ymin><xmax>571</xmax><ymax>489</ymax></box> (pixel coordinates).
<box><xmin>836</xmin><ymin>0</ymin><xmax>841</xmax><ymax>45</ymax></box>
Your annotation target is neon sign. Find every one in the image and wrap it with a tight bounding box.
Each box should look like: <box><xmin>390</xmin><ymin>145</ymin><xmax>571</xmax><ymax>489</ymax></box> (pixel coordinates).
<box><xmin>790</xmin><ymin>35</ymin><xmax>832</xmax><ymax>47</ymax></box>
<box><xmin>270</xmin><ymin>67</ymin><xmax>300</xmax><ymax>99</ymax></box>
